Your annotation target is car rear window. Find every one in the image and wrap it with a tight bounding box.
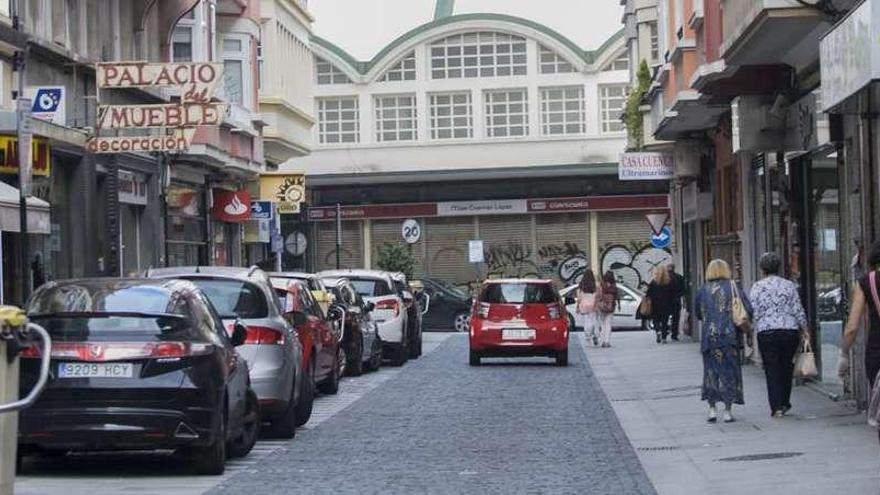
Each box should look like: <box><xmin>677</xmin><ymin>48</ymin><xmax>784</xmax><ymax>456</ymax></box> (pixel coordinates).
<box><xmin>349</xmin><ymin>278</ymin><xmax>393</xmax><ymax>297</ymax></box>
<box><xmin>187</xmin><ymin>279</ymin><xmax>268</xmax><ymax>319</ymax></box>
<box><xmin>31</xmin><ymin>315</ymin><xmax>193</xmax><ymax>342</ymax></box>
<box><xmin>30</xmin><ymin>284</ymin><xmax>185</xmax><ymax>316</ymax></box>
<box><xmin>480</xmin><ymin>283</ymin><xmax>557</xmax><ymax>304</ymax></box>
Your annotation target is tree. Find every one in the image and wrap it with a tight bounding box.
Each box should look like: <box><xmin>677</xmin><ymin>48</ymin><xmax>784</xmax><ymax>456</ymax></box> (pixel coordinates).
<box><xmin>376</xmin><ymin>242</ymin><xmax>416</xmax><ymax>279</ymax></box>
<box><xmin>625</xmin><ymin>60</ymin><xmax>652</xmax><ymax>150</ymax></box>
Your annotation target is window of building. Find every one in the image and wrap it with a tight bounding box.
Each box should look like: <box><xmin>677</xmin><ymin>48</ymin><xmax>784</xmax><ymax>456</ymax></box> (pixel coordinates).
<box><xmin>222</xmin><ymin>35</ymin><xmax>250</xmax><ymax>107</ymax></box>
<box><xmin>171</xmin><ymin>5</ymin><xmax>198</xmax><ymax>62</ymax></box>
<box><xmin>318</xmin><ymin>97</ymin><xmax>360</xmax><ymax>144</ymax></box>
<box><xmin>316</xmin><ymin>57</ymin><xmax>352</xmax><ymax>85</ymax></box>
<box><xmin>430</xmin><ymin>32</ymin><xmax>527</xmax><ymax>79</ymax></box>
<box><xmin>484</xmin><ymin>88</ymin><xmax>529</xmax><ymax>138</ymax></box>
<box><xmin>600</xmin><ymin>85</ymin><xmax>628</xmax><ymax>134</ymax></box>
<box><xmin>649</xmin><ymin>22</ymin><xmax>660</xmax><ymax>65</ymax></box>
<box><xmin>539</xmin><ymin>45</ymin><xmax>574</xmax><ymax>74</ymax></box>
<box><xmin>429</xmin><ymin>92</ymin><xmax>473</xmax><ymax>139</ymax></box>
<box><xmin>603</xmin><ymin>52</ymin><xmax>630</xmax><ymax>72</ymax></box>
<box><xmin>380</xmin><ymin>52</ymin><xmax>416</xmax><ymax>82</ymax></box>
<box><xmin>375</xmin><ymin>94</ymin><xmax>418</xmax><ymax>142</ymax></box>
<box><xmin>540</xmin><ymin>86</ymin><xmax>585</xmax><ymax>136</ymax></box>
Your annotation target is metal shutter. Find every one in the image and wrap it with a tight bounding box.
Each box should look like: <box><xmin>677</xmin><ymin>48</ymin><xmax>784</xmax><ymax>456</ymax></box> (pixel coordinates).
<box><xmin>370</xmin><ymin>219</ymin><xmax>426</xmax><ymax>277</ymax></box>
<box><xmin>598</xmin><ymin>210</ymin><xmax>673</xmax><ymax>290</ymax></box>
<box><xmin>478</xmin><ymin>215</ymin><xmax>537</xmax><ymax>279</ymax></box>
<box><xmin>534</xmin><ymin>212</ymin><xmax>590</xmax><ymax>283</ymax></box>
<box><xmin>424</xmin><ymin>217</ymin><xmax>476</xmax><ymax>286</ymax></box>
<box><xmin>315</xmin><ymin>220</ymin><xmax>364</xmax><ymax>271</ymax></box>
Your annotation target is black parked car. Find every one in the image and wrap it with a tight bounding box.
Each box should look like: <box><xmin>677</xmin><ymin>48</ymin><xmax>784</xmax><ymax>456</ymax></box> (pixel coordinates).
<box><xmin>321</xmin><ymin>277</ymin><xmax>383</xmax><ymax>375</ymax></box>
<box><xmin>19</xmin><ymin>279</ymin><xmax>260</xmax><ymax>475</ymax></box>
<box><xmin>390</xmin><ymin>272</ymin><xmax>422</xmax><ymax>358</ymax></box>
<box><xmin>421</xmin><ymin>278</ymin><xmax>473</xmax><ymax>332</ymax></box>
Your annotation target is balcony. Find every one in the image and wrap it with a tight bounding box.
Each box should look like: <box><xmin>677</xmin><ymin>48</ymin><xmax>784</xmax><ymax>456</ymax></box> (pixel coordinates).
<box><xmin>720</xmin><ymin>0</ymin><xmax>839</xmax><ymax>69</ymax></box>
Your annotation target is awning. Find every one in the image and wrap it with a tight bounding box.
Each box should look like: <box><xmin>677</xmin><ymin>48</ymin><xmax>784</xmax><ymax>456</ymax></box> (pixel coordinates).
<box><xmin>0</xmin><ymin>181</ymin><xmax>50</xmax><ymax>234</ymax></box>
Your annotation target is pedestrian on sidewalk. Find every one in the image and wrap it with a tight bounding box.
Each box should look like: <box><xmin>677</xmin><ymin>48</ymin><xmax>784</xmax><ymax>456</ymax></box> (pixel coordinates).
<box><xmin>748</xmin><ymin>252</ymin><xmax>809</xmax><ymax>418</ymax></box>
<box><xmin>596</xmin><ymin>271</ymin><xmax>618</xmax><ymax>348</ymax></box>
<box><xmin>576</xmin><ymin>270</ymin><xmax>600</xmax><ymax>346</ymax></box>
<box><xmin>840</xmin><ymin>240</ymin><xmax>880</xmax><ymax>443</ymax></box>
<box><xmin>669</xmin><ymin>263</ymin><xmax>687</xmax><ymax>340</ymax></box>
<box><xmin>695</xmin><ymin>259</ymin><xmax>753</xmax><ymax>423</ymax></box>
<box><xmin>647</xmin><ymin>266</ymin><xmax>676</xmax><ymax>344</ymax></box>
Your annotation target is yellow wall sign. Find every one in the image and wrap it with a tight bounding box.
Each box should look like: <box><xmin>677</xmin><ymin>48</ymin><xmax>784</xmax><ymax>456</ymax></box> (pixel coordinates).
<box><xmin>0</xmin><ymin>135</ymin><xmax>51</xmax><ymax>176</ymax></box>
<box><xmin>260</xmin><ymin>174</ymin><xmax>305</xmax><ymax>214</ymax></box>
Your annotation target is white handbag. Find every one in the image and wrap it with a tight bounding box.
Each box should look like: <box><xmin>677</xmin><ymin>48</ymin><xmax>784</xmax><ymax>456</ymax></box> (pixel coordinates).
<box><xmin>793</xmin><ymin>336</ymin><xmax>818</xmax><ymax>380</ymax></box>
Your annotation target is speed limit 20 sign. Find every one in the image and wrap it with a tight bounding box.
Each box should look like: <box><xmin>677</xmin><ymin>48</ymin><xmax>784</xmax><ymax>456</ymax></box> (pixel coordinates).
<box><xmin>401</xmin><ymin>218</ymin><xmax>421</xmax><ymax>244</ymax></box>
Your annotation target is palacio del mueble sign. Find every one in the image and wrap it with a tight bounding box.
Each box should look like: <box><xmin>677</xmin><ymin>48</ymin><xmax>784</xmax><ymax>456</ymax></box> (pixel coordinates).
<box><xmin>86</xmin><ymin>62</ymin><xmax>226</xmax><ymax>153</ymax></box>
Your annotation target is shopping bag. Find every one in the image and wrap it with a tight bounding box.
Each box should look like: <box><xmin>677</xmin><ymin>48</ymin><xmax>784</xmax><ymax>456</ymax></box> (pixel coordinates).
<box><xmin>793</xmin><ymin>337</ymin><xmax>818</xmax><ymax>380</ymax></box>
<box><xmin>869</xmin><ymin>370</ymin><xmax>880</xmax><ymax>428</ymax></box>
<box><xmin>679</xmin><ymin>308</ymin><xmax>690</xmax><ymax>337</ymax></box>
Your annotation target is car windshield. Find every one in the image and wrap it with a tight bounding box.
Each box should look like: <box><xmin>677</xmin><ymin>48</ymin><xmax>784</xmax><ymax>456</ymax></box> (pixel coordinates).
<box><xmin>349</xmin><ymin>278</ymin><xmax>393</xmax><ymax>297</ymax></box>
<box><xmin>480</xmin><ymin>283</ymin><xmax>557</xmax><ymax>304</ymax></box>
<box><xmin>187</xmin><ymin>279</ymin><xmax>268</xmax><ymax>319</ymax></box>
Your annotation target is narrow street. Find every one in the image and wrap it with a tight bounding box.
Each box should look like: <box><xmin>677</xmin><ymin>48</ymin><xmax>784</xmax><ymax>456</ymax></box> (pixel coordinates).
<box><xmin>17</xmin><ymin>333</ymin><xmax>655</xmax><ymax>495</ymax></box>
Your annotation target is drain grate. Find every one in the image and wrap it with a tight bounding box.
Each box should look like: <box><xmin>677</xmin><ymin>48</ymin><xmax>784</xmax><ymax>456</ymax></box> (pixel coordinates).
<box><xmin>717</xmin><ymin>452</ymin><xmax>803</xmax><ymax>462</ymax></box>
<box><xmin>638</xmin><ymin>445</ymin><xmax>681</xmax><ymax>452</ymax></box>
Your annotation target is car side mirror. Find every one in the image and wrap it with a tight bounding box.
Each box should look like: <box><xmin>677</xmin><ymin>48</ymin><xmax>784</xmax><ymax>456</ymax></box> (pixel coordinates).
<box><xmin>402</xmin><ymin>290</ymin><xmax>414</xmax><ymax>306</ymax></box>
<box><xmin>231</xmin><ymin>321</ymin><xmax>248</xmax><ymax>347</ymax></box>
<box><xmin>328</xmin><ymin>306</ymin><xmax>345</xmax><ymax>321</ymax></box>
<box><xmin>291</xmin><ymin>311</ymin><xmax>307</xmax><ymax>327</ymax></box>
<box><xmin>366</xmin><ymin>301</ymin><xmax>376</xmax><ymax>312</ymax></box>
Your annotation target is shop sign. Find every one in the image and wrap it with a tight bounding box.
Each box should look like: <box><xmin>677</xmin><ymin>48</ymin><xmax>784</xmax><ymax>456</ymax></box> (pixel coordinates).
<box><xmin>212</xmin><ymin>189</ymin><xmax>251</xmax><ymax>222</ymax></box>
<box><xmin>309</xmin><ymin>202</ymin><xmax>436</xmax><ymax>221</ymax></box>
<box><xmin>260</xmin><ymin>174</ymin><xmax>305</xmax><ymax>214</ymax></box>
<box><xmin>250</xmin><ymin>201</ymin><xmax>273</xmax><ymax>220</ymax></box>
<box><xmin>619</xmin><ymin>153</ymin><xmax>674</xmax><ymax>181</ymax></box>
<box><xmin>26</xmin><ymin>86</ymin><xmax>65</xmax><ymax>125</ymax></box>
<box><xmin>0</xmin><ymin>135</ymin><xmax>50</xmax><ymax>177</ymax></box>
<box><xmin>118</xmin><ymin>170</ymin><xmax>148</xmax><ymax>205</ymax></box>
<box><xmin>437</xmin><ymin>199</ymin><xmax>527</xmax><ymax>217</ymax></box>
<box><xmin>820</xmin><ymin>0</ymin><xmax>874</xmax><ymax>111</ymax></box>
<box><xmin>167</xmin><ymin>186</ymin><xmax>201</xmax><ymax>218</ymax></box>
<box><xmin>89</xmin><ymin>62</ymin><xmax>224</xmax><ymax>154</ymax></box>
<box><xmin>244</xmin><ymin>219</ymin><xmax>270</xmax><ymax>243</ymax></box>
<box><xmin>526</xmin><ymin>195</ymin><xmax>669</xmax><ymax>213</ymax></box>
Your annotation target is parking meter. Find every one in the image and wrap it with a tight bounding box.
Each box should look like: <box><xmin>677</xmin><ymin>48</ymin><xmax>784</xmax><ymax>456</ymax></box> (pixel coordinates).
<box><xmin>0</xmin><ymin>306</ymin><xmax>52</xmax><ymax>495</ymax></box>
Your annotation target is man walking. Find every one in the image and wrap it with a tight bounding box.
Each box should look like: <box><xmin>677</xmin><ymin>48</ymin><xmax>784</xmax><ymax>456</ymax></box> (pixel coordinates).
<box><xmin>668</xmin><ymin>262</ymin><xmax>686</xmax><ymax>340</ymax></box>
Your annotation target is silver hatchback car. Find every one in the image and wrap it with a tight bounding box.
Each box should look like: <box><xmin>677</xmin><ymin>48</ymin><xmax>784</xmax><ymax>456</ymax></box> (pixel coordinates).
<box><xmin>147</xmin><ymin>266</ymin><xmax>304</xmax><ymax>438</ymax></box>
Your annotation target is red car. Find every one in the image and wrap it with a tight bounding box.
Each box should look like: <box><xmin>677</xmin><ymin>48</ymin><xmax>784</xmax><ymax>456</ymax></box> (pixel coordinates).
<box><xmin>469</xmin><ymin>279</ymin><xmax>569</xmax><ymax>366</ymax></box>
<box><xmin>272</xmin><ymin>278</ymin><xmax>344</xmax><ymax>427</ymax></box>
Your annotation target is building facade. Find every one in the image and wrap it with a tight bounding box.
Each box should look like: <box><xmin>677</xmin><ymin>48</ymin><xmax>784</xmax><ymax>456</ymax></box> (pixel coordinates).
<box><xmin>284</xmin><ymin>12</ymin><xmax>673</xmax><ymax>289</ymax></box>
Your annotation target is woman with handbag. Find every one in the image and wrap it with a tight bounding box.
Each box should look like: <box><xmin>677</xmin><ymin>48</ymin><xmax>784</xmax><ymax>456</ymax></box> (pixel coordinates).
<box><xmin>748</xmin><ymin>252</ymin><xmax>809</xmax><ymax>418</ymax></box>
<box><xmin>840</xmin><ymin>240</ymin><xmax>880</xmax><ymax>440</ymax></box>
<box><xmin>646</xmin><ymin>266</ymin><xmax>676</xmax><ymax>344</ymax></box>
<box><xmin>576</xmin><ymin>270</ymin><xmax>601</xmax><ymax>346</ymax></box>
<box><xmin>695</xmin><ymin>259</ymin><xmax>753</xmax><ymax>423</ymax></box>
<box><xmin>596</xmin><ymin>271</ymin><xmax>618</xmax><ymax>348</ymax></box>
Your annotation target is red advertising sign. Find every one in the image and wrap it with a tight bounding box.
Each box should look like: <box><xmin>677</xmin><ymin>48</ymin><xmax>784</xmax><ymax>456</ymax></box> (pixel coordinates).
<box><xmin>527</xmin><ymin>195</ymin><xmax>669</xmax><ymax>213</ymax></box>
<box><xmin>212</xmin><ymin>189</ymin><xmax>251</xmax><ymax>222</ymax></box>
<box><xmin>308</xmin><ymin>203</ymin><xmax>437</xmax><ymax>221</ymax></box>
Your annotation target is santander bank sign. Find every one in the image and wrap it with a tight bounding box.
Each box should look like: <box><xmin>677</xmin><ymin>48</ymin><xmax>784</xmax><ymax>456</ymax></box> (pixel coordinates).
<box><xmin>87</xmin><ymin>62</ymin><xmax>226</xmax><ymax>153</ymax></box>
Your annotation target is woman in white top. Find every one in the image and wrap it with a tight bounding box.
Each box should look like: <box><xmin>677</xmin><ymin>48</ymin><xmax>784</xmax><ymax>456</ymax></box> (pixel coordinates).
<box><xmin>576</xmin><ymin>270</ymin><xmax>600</xmax><ymax>346</ymax></box>
<box><xmin>748</xmin><ymin>252</ymin><xmax>809</xmax><ymax>418</ymax></box>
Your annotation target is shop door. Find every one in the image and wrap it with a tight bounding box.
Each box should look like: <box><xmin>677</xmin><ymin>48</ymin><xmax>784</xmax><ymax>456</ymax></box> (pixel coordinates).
<box><xmin>120</xmin><ymin>205</ymin><xmax>142</xmax><ymax>276</ymax></box>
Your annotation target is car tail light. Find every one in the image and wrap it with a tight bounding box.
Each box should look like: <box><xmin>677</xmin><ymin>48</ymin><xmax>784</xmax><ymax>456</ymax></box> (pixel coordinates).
<box><xmin>19</xmin><ymin>342</ymin><xmax>212</xmax><ymax>361</ymax></box>
<box><xmin>476</xmin><ymin>302</ymin><xmax>490</xmax><ymax>319</ymax></box>
<box><xmin>244</xmin><ymin>326</ymin><xmax>286</xmax><ymax>345</ymax></box>
<box><xmin>548</xmin><ymin>304</ymin><xmax>562</xmax><ymax>320</ymax></box>
<box><xmin>374</xmin><ymin>298</ymin><xmax>400</xmax><ymax>317</ymax></box>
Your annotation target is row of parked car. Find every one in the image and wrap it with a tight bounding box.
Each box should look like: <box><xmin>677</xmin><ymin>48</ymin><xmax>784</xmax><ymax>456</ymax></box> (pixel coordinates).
<box><xmin>17</xmin><ymin>267</ymin><xmax>427</xmax><ymax>475</ymax></box>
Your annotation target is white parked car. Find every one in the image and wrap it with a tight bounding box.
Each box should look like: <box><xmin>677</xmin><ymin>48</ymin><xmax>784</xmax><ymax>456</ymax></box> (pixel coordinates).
<box><xmin>559</xmin><ymin>283</ymin><xmax>651</xmax><ymax>331</ymax></box>
<box><xmin>319</xmin><ymin>269</ymin><xmax>410</xmax><ymax>366</ymax></box>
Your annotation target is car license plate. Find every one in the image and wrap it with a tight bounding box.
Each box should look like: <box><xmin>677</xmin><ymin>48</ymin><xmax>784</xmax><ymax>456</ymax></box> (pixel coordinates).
<box><xmin>58</xmin><ymin>363</ymin><xmax>134</xmax><ymax>378</ymax></box>
<box><xmin>502</xmin><ymin>329</ymin><xmax>535</xmax><ymax>340</ymax></box>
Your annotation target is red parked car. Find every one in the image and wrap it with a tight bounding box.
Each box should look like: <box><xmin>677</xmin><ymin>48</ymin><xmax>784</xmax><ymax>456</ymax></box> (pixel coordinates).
<box><xmin>272</xmin><ymin>278</ymin><xmax>344</xmax><ymax>426</ymax></box>
<box><xmin>469</xmin><ymin>279</ymin><xmax>569</xmax><ymax>366</ymax></box>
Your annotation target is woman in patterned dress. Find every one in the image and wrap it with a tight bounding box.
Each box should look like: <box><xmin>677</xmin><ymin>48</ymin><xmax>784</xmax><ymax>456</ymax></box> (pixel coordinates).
<box><xmin>695</xmin><ymin>259</ymin><xmax>753</xmax><ymax>423</ymax></box>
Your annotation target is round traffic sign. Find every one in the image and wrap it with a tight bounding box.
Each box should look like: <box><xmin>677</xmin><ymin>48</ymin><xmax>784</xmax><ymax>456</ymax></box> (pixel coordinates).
<box><xmin>401</xmin><ymin>219</ymin><xmax>421</xmax><ymax>244</ymax></box>
<box><xmin>285</xmin><ymin>231</ymin><xmax>307</xmax><ymax>256</ymax></box>
<box><xmin>651</xmin><ymin>227</ymin><xmax>672</xmax><ymax>249</ymax></box>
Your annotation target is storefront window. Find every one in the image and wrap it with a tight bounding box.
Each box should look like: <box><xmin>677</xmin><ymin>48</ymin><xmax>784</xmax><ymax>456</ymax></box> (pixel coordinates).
<box><xmin>166</xmin><ymin>184</ymin><xmax>207</xmax><ymax>267</ymax></box>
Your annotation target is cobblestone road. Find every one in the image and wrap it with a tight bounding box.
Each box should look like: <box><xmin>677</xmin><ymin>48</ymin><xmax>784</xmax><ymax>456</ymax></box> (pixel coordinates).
<box><xmin>212</xmin><ymin>334</ymin><xmax>655</xmax><ymax>495</ymax></box>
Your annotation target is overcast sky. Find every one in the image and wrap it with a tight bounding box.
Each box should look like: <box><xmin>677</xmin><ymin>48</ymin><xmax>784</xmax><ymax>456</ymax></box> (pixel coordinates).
<box><xmin>310</xmin><ymin>1</ymin><xmax>625</xmax><ymax>60</ymax></box>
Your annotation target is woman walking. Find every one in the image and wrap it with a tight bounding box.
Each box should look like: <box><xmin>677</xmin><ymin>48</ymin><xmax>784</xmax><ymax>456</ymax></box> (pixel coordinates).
<box><xmin>695</xmin><ymin>259</ymin><xmax>752</xmax><ymax>423</ymax></box>
<box><xmin>596</xmin><ymin>271</ymin><xmax>618</xmax><ymax>348</ymax></box>
<box><xmin>646</xmin><ymin>266</ymin><xmax>676</xmax><ymax>344</ymax></box>
<box><xmin>840</xmin><ymin>240</ymin><xmax>880</xmax><ymax>442</ymax></box>
<box><xmin>576</xmin><ymin>270</ymin><xmax>600</xmax><ymax>346</ymax></box>
<box><xmin>748</xmin><ymin>253</ymin><xmax>809</xmax><ymax>418</ymax></box>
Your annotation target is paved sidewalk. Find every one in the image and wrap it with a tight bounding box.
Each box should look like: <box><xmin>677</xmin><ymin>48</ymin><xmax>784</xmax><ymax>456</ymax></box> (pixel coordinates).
<box><xmin>582</xmin><ymin>332</ymin><xmax>880</xmax><ymax>495</ymax></box>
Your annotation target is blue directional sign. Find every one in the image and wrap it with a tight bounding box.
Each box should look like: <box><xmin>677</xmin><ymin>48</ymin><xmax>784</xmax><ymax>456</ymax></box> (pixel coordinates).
<box><xmin>651</xmin><ymin>226</ymin><xmax>672</xmax><ymax>249</ymax></box>
<box><xmin>250</xmin><ymin>201</ymin><xmax>273</xmax><ymax>220</ymax></box>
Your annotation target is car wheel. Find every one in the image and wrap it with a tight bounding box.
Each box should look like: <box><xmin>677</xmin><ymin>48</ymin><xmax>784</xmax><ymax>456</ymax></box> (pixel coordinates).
<box><xmin>188</xmin><ymin>401</ymin><xmax>227</xmax><ymax>475</ymax></box>
<box><xmin>365</xmin><ymin>339</ymin><xmax>382</xmax><ymax>371</ymax></box>
<box><xmin>227</xmin><ymin>390</ymin><xmax>260</xmax><ymax>458</ymax></box>
<box><xmin>555</xmin><ymin>350</ymin><xmax>569</xmax><ymax>367</ymax></box>
<box><xmin>390</xmin><ymin>342</ymin><xmax>408</xmax><ymax>367</ymax></box>
<box><xmin>568</xmin><ymin>314</ymin><xmax>576</xmax><ymax>332</ymax></box>
<box><xmin>469</xmin><ymin>350</ymin><xmax>481</xmax><ymax>366</ymax></box>
<box><xmin>409</xmin><ymin>332</ymin><xmax>422</xmax><ymax>359</ymax></box>
<box><xmin>294</xmin><ymin>362</ymin><xmax>314</xmax><ymax>427</ymax></box>
<box><xmin>269</xmin><ymin>369</ymin><xmax>303</xmax><ymax>437</ymax></box>
<box><xmin>454</xmin><ymin>312</ymin><xmax>470</xmax><ymax>333</ymax></box>
<box><xmin>347</xmin><ymin>337</ymin><xmax>364</xmax><ymax>376</ymax></box>
<box><xmin>318</xmin><ymin>349</ymin><xmax>341</xmax><ymax>395</ymax></box>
